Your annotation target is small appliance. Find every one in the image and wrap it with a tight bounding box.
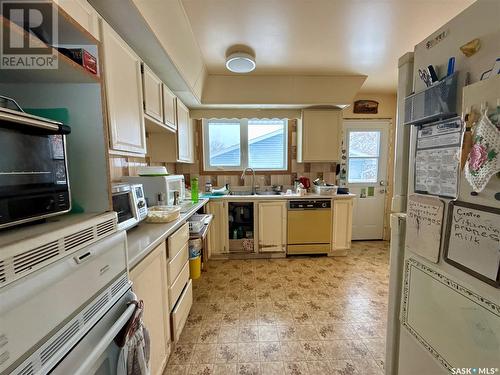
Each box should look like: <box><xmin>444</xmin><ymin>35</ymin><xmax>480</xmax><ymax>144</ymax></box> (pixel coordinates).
<box><xmin>123</xmin><ymin>175</ymin><xmax>185</xmax><ymax>206</ymax></box>
<box><xmin>111</xmin><ymin>183</ymin><xmax>147</xmax><ymax>230</ymax></box>
<box><xmin>0</xmin><ymin>105</ymin><xmax>71</xmax><ymax>229</ymax></box>
<box><xmin>298</xmin><ymin>176</ymin><xmax>311</xmax><ymax>190</ymax></box>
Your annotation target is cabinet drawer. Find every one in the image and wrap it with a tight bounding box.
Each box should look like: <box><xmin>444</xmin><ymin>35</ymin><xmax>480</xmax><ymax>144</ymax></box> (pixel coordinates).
<box><xmin>167</xmin><ymin>243</ymin><xmax>188</xmax><ymax>285</ymax></box>
<box><xmin>168</xmin><ymin>260</ymin><xmax>189</xmax><ymax>311</ymax></box>
<box><xmin>171</xmin><ymin>279</ymin><xmax>193</xmax><ymax>342</ymax></box>
<box><xmin>167</xmin><ymin>222</ymin><xmax>189</xmax><ymax>258</ymax></box>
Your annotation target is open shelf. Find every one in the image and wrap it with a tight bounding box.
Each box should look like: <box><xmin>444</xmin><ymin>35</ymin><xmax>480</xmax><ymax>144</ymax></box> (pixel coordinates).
<box><xmin>0</xmin><ymin>15</ymin><xmax>101</xmax><ymax>84</ymax></box>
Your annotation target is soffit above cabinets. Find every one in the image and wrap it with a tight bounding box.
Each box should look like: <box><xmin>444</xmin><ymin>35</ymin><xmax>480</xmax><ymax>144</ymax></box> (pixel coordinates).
<box><xmin>201</xmin><ymin>74</ymin><xmax>367</xmax><ymax>107</ymax></box>
<box><xmin>89</xmin><ymin>0</ymin><xmax>204</xmax><ymax>107</ymax></box>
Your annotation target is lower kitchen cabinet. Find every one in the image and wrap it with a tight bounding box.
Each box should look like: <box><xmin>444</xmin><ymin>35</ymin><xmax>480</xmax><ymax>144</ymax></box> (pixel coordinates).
<box><xmin>129</xmin><ymin>242</ymin><xmax>170</xmax><ymax>375</ymax></box>
<box><xmin>332</xmin><ymin>199</ymin><xmax>353</xmax><ymax>251</ymax></box>
<box><xmin>257</xmin><ymin>201</ymin><xmax>286</xmax><ymax>252</ymax></box>
<box><xmin>206</xmin><ymin>201</ymin><xmax>229</xmax><ymax>255</ymax></box>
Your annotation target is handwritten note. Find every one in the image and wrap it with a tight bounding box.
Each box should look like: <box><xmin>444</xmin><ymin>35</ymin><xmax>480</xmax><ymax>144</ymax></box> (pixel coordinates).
<box><xmin>405</xmin><ymin>194</ymin><xmax>444</xmax><ymax>263</ymax></box>
<box><xmin>446</xmin><ymin>202</ymin><xmax>500</xmax><ymax>284</ymax></box>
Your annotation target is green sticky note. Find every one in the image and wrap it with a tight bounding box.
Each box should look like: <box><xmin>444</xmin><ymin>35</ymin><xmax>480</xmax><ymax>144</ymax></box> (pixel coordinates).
<box><xmin>367</xmin><ymin>186</ymin><xmax>375</xmax><ymax>196</ymax></box>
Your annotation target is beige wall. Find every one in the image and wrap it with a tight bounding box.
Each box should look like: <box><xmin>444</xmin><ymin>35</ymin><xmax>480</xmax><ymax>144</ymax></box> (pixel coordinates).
<box><xmin>343</xmin><ymin>93</ymin><xmax>397</xmax><ymax>240</ymax></box>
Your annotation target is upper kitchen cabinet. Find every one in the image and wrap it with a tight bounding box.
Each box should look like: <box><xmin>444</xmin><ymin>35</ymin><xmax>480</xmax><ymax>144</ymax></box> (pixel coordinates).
<box><xmin>101</xmin><ymin>20</ymin><xmax>146</xmax><ymax>155</ymax></box>
<box><xmin>54</xmin><ymin>0</ymin><xmax>100</xmax><ymax>40</ymax></box>
<box><xmin>148</xmin><ymin>98</ymin><xmax>194</xmax><ymax>163</ymax></box>
<box><xmin>162</xmin><ymin>84</ymin><xmax>177</xmax><ymax>131</ymax></box>
<box><xmin>176</xmin><ymin>100</ymin><xmax>194</xmax><ymax>163</ymax></box>
<box><xmin>142</xmin><ymin>63</ymin><xmax>163</xmax><ymax>125</ymax></box>
<box><xmin>297</xmin><ymin>109</ymin><xmax>341</xmax><ymax>162</ymax></box>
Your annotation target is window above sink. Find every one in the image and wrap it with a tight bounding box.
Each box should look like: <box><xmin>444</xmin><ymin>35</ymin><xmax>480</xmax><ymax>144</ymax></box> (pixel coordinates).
<box><xmin>202</xmin><ymin>119</ymin><xmax>289</xmax><ymax>172</ymax></box>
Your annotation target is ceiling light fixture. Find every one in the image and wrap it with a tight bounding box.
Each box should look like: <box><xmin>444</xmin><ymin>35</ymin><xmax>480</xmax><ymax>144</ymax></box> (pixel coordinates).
<box><xmin>225</xmin><ymin>51</ymin><xmax>256</xmax><ymax>73</ymax></box>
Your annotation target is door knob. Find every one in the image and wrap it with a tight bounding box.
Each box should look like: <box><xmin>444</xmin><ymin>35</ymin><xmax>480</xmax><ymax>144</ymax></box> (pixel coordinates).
<box><xmin>379</xmin><ymin>181</ymin><xmax>385</xmax><ymax>186</ymax></box>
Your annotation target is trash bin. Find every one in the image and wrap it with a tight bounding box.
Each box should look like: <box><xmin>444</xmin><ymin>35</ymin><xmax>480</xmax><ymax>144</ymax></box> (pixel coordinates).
<box><xmin>189</xmin><ymin>255</ymin><xmax>201</xmax><ymax>279</ymax></box>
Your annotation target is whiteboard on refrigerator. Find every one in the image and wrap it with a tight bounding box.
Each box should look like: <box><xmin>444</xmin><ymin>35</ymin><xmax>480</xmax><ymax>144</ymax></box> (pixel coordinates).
<box><xmin>444</xmin><ymin>201</ymin><xmax>500</xmax><ymax>287</ymax></box>
<box><xmin>405</xmin><ymin>194</ymin><xmax>444</xmax><ymax>263</ymax></box>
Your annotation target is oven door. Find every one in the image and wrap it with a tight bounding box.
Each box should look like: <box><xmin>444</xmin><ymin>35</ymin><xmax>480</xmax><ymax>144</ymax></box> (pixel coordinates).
<box><xmin>112</xmin><ymin>191</ymin><xmax>138</xmax><ymax>230</ymax></box>
<box><xmin>0</xmin><ymin>109</ymin><xmax>71</xmax><ymax>228</ymax></box>
<box><xmin>51</xmin><ymin>289</ymin><xmax>137</xmax><ymax>375</ymax></box>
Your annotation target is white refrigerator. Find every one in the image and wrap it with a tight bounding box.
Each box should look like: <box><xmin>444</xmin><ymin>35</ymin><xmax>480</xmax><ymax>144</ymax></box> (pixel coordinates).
<box><xmin>387</xmin><ymin>1</ymin><xmax>500</xmax><ymax>374</ymax></box>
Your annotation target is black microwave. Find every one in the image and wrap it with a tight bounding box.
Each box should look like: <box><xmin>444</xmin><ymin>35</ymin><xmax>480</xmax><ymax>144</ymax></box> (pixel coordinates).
<box><xmin>0</xmin><ymin>107</ymin><xmax>71</xmax><ymax>229</ymax></box>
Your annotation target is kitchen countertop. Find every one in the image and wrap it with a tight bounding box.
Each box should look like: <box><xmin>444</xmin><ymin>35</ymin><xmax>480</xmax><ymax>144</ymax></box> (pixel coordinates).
<box><xmin>202</xmin><ymin>193</ymin><xmax>356</xmax><ymax>200</ymax></box>
<box><xmin>127</xmin><ymin>198</ymin><xmax>208</xmax><ymax>269</ymax></box>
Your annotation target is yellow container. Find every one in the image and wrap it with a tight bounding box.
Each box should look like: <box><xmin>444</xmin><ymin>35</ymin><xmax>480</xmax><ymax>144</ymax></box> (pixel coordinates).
<box><xmin>189</xmin><ymin>256</ymin><xmax>201</xmax><ymax>279</ymax></box>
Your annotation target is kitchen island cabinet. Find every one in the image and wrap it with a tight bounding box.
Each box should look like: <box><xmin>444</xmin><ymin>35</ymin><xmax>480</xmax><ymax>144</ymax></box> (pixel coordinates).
<box><xmin>129</xmin><ymin>242</ymin><xmax>170</xmax><ymax>375</ymax></box>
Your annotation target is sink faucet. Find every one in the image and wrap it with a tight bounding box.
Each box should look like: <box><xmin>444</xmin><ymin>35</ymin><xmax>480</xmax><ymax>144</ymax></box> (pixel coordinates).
<box><xmin>241</xmin><ymin>167</ymin><xmax>256</xmax><ymax>194</ymax></box>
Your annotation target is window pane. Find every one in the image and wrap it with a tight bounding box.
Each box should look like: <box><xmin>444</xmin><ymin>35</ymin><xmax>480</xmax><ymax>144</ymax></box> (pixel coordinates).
<box><xmin>208</xmin><ymin>121</ymin><xmax>241</xmax><ymax>166</ymax></box>
<box><xmin>348</xmin><ymin>131</ymin><xmax>380</xmax><ymax>157</ymax></box>
<box><xmin>248</xmin><ymin>119</ymin><xmax>286</xmax><ymax>169</ymax></box>
<box><xmin>348</xmin><ymin>158</ymin><xmax>378</xmax><ymax>183</ymax></box>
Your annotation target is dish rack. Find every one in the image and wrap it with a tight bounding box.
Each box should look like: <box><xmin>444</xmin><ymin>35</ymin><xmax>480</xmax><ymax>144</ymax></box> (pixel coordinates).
<box><xmin>188</xmin><ymin>214</ymin><xmax>210</xmax><ymax>233</ymax></box>
<box><xmin>404</xmin><ymin>72</ymin><xmax>458</xmax><ymax>125</ymax></box>
<box><xmin>313</xmin><ymin>185</ymin><xmax>338</xmax><ymax>195</ymax></box>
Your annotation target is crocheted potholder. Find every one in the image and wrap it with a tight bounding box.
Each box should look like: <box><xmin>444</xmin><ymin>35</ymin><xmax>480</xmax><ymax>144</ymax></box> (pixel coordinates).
<box><xmin>464</xmin><ymin>111</ymin><xmax>500</xmax><ymax>192</ymax></box>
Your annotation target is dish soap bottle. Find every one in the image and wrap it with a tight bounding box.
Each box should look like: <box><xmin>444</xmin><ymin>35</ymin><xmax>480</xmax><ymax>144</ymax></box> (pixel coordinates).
<box><xmin>191</xmin><ymin>177</ymin><xmax>199</xmax><ymax>203</ymax></box>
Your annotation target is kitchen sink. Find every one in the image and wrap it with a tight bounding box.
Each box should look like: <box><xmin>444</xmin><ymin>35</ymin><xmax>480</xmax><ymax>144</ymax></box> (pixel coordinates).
<box><xmin>229</xmin><ymin>191</ymin><xmax>254</xmax><ymax>196</ymax></box>
<box><xmin>256</xmin><ymin>191</ymin><xmax>282</xmax><ymax>195</ymax></box>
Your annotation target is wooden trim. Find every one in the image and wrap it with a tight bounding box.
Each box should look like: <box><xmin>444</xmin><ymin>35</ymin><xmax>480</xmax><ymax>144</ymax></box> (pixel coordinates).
<box><xmin>197</xmin><ymin>119</ymin><xmax>294</xmax><ymax>176</ymax></box>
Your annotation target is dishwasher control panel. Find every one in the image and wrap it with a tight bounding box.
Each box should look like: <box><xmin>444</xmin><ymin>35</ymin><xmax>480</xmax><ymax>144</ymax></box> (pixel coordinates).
<box><xmin>288</xmin><ymin>199</ymin><xmax>331</xmax><ymax>210</ymax></box>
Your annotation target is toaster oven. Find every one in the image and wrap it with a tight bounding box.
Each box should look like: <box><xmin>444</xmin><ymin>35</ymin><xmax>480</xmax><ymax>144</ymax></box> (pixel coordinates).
<box><xmin>111</xmin><ymin>183</ymin><xmax>147</xmax><ymax>230</ymax></box>
<box><xmin>0</xmin><ymin>106</ymin><xmax>71</xmax><ymax>229</ymax></box>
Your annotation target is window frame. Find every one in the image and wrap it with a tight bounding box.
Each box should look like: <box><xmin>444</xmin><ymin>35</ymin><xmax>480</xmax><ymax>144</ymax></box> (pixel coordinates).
<box><xmin>346</xmin><ymin>129</ymin><xmax>382</xmax><ymax>184</ymax></box>
<box><xmin>201</xmin><ymin>118</ymin><xmax>290</xmax><ymax>174</ymax></box>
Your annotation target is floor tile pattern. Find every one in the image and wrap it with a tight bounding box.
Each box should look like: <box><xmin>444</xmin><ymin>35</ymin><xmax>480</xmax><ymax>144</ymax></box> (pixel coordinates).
<box><xmin>165</xmin><ymin>241</ymin><xmax>389</xmax><ymax>375</ymax></box>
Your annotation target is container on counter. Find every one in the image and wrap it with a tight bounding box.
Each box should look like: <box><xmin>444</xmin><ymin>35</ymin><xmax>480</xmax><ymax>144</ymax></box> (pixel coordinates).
<box><xmin>191</xmin><ymin>177</ymin><xmax>199</xmax><ymax>203</ymax></box>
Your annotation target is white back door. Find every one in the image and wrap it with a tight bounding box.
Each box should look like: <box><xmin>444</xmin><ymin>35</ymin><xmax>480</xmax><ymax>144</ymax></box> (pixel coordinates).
<box><xmin>344</xmin><ymin>120</ymin><xmax>390</xmax><ymax>240</ymax></box>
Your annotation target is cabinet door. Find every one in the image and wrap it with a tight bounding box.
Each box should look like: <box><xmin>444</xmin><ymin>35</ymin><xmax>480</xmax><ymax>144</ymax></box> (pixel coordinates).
<box><xmin>206</xmin><ymin>201</ymin><xmax>229</xmax><ymax>255</ymax></box>
<box><xmin>142</xmin><ymin>64</ymin><xmax>163</xmax><ymax>123</ymax></box>
<box><xmin>258</xmin><ymin>201</ymin><xmax>287</xmax><ymax>253</ymax></box>
<box><xmin>176</xmin><ymin>100</ymin><xmax>194</xmax><ymax>163</ymax></box>
<box><xmin>332</xmin><ymin>199</ymin><xmax>353</xmax><ymax>251</ymax></box>
<box><xmin>101</xmin><ymin>21</ymin><xmax>146</xmax><ymax>155</ymax></box>
<box><xmin>129</xmin><ymin>242</ymin><xmax>170</xmax><ymax>375</ymax></box>
<box><xmin>162</xmin><ymin>84</ymin><xmax>177</xmax><ymax>131</ymax></box>
<box><xmin>55</xmin><ymin>0</ymin><xmax>100</xmax><ymax>40</ymax></box>
<box><xmin>300</xmin><ymin>109</ymin><xmax>341</xmax><ymax>162</ymax></box>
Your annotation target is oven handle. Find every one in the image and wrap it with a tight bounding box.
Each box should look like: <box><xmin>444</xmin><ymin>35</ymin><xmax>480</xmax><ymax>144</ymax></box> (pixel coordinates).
<box><xmin>73</xmin><ymin>296</ymin><xmax>137</xmax><ymax>375</ymax></box>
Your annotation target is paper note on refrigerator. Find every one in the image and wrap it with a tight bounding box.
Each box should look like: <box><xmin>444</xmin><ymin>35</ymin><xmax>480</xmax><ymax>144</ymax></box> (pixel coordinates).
<box><xmin>414</xmin><ymin>117</ymin><xmax>463</xmax><ymax>198</ymax></box>
<box><xmin>406</xmin><ymin>194</ymin><xmax>444</xmax><ymax>263</ymax></box>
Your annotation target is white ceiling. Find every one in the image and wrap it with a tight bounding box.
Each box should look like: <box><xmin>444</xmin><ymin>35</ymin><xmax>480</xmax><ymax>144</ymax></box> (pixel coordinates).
<box><xmin>181</xmin><ymin>0</ymin><xmax>475</xmax><ymax>93</ymax></box>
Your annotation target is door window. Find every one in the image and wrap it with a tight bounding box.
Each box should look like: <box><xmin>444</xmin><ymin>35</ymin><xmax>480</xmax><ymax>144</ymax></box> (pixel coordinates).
<box><xmin>347</xmin><ymin>131</ymin><xmax>381</xmax><ymax>183</ymax></box>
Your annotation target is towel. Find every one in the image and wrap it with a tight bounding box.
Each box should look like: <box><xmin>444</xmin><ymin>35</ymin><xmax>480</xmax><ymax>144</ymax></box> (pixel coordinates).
<box><xmin>116</xmin><ymin>301</ymin><xmax>151</xmax><ymax>375</ymax></box>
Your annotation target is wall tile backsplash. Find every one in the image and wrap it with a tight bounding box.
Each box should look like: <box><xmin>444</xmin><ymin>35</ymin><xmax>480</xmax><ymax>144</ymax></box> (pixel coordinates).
<box><xmin>176</xmin><ymin>120</ymin><xmax>337</xmax><ymax>189</ymax></box>
<box><xmin>109</xmin><ymin>120</ymin><xmax>337</xmax><ymax>189</ymax></box>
